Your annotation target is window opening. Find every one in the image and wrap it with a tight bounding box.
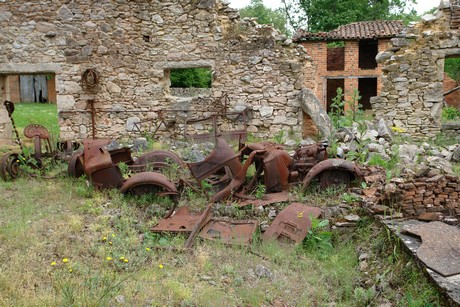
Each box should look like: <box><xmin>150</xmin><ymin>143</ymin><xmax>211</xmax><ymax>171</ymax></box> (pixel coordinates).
<box><xmin>443</xmin><ymin>56</ymin><xmax>460</xmax><ymax>122</ymax></box>
<box><xmin>1</xmin><ymin>73</ymin><xmax>59</xmax><ymax>139</ymax></box>
<box><xmin>327</xmin><ymin>41</ymin><xmax>345</xmax><ymax>71</ymax></box>
<box><xmin>358</xmin><ymin>40</ymin><xmax>378</xmax><ymax>69</ymax></box>
<box><xmin>168</xmin><ymin>67</ymin><xmax>212</xmax><ymax>98</ymax></box>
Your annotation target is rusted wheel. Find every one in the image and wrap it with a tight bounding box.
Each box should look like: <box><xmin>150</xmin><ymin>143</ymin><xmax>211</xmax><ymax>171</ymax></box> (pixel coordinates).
<box><xmin>68</xmin><ymin>151</ymin><xmax>84</xmax><ymax>178</ymax></box>
<box><xmin>121</xmin><ymin>172</ymin><xmax>179</xmax><ymax>218</ymax></box>
<box><xmin>319</xmin><ymin>169</ymin><xmax>350</xmax><ymax>189</ymax></box>
<box><xmin>0</xmin><ymin>153</ymin><xmax>20</xmax><ymax>181</ymax></box>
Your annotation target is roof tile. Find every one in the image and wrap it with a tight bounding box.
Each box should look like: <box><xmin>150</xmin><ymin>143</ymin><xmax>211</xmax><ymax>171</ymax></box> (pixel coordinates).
<box><xmin>293</xmin><ymin>20</ymin><xmax>404</xmax><ymax>41</ymax></box>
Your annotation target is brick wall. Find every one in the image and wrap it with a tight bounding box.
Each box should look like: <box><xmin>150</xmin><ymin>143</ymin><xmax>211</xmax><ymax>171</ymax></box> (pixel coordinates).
<box><xmin>300</xmin><ymin>39</ymin><xmax>390</xmax><ymax>110</ymax></box>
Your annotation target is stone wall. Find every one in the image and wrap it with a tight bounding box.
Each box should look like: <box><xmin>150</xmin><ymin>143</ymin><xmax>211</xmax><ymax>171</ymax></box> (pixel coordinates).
<box><xmin>442</xmin><ymin>122</ymin><xmax>460</xmax><ymax>140</ymax></box>
<box><xmin>371</xmin><ymin>7</ymin><xmax>460</xmax><ymax>138</ymax></box>
<box><xmin>0</xmin><ymin>0</ymin><xmax>310</xmax><ymax>142</ymax></box>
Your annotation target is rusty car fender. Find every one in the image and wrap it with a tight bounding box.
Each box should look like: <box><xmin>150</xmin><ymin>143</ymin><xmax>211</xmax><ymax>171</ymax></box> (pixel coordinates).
<box><xmin>302</xmin><ymin>158</ymin><xmax>363</xmax><ymax>188</ymax></box>
<box><xmin>120</xmin><ymin>171</ymin><xmax>179</xmax><ymax>202</ymax></box>
<box><xmin>135</xmin><ymin>150</ymin><xmax>186</xmax><ymax>172</ymax></box>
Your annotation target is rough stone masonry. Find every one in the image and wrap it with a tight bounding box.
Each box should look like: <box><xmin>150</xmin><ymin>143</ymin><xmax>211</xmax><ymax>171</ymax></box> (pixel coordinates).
<box><xmin>0</xmin><ymin>0</ymin><xmax>313</xmax><ymax>142</ymax></box>
<box><xmin>371</xmin><ymin>3</ymin><xmax>460</xmax><ymax>139</ymax></box>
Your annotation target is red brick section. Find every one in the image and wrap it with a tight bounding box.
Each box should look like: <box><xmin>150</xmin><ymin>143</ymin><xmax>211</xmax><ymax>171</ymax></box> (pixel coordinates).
<box><xmin>6</xmin><ymin>75</ymin><xmax>21</xmax><ymax>103</ymax></box>
<box><xmin>297</xmin><ymin>20</ymin><xmax>402</xmax><ymax>137</ymax></box>
<box><xmin>301</xmin><ymin>39</ymin><xmax>390</xmax><ymax>110</ymax></box>
<box><xmin>443</xmin><ymin>73</ymin><xmax>460</xmax><ymax>108</ymax></box>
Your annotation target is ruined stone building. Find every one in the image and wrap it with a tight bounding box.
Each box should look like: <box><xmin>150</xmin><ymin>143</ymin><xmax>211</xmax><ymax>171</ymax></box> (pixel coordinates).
<box><xmin>0</xmin><ymin>0</ymin><xmax>313</xmax><ymax>143</ymax></box>
<box><xmin>293</xmin><ymin>20</ymin><xmax>403</xmax><ymax>113</ymax></box>
<box><xmin>371</xmin><ymin>0</ymin><xmax>460</xmax><ymax>139</ymax></box>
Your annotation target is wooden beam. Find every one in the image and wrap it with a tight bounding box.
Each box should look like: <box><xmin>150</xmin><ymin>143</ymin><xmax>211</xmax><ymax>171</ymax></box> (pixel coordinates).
<box><xmin>444</xmin><ymin>85</ymin><xmax>460</xmax><ymax>96</ymax></box>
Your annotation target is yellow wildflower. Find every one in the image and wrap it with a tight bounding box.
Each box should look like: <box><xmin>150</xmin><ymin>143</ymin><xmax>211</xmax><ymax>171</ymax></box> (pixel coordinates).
<box><xmin>297</xmin><ymin>212</ymin><xmax>303</xmax><ymax>218</ymax></box>
<box><xmin>68</xmin><ymin>268</ymin><xmax>73</xmax><ymax>273</ymax></box>
<box><xmin>158</xmin><ymin>264</ymin><xmax>164</xmax><ymax>269</ymax></box>
<box><xmin>111</xmin><ymin>234</ymin><xmax>116</xmax><ymax>238</ymax></box>
<box><xmin>102</xmin><ymin>236</ymin><xmax>107</xmax><ymax>241</ymax></box>
<box><xmin>62</xmin><ymin>258</ymin><xmax>69</xmax><ymax>263</ymax></box>
<box><xmin>108</xmin><ymin>241</ymin><xmax>113</xmax><ymax>245</ymax></box>
<box><xmin>107</xmin><ymin>256</ymin><xmax>112</xmax><ymax>261</ymax></box>
<box><xmin>123</xmin><ymin>258</ymin><xmax>129</xmax><ymax>263</ymax></box>
<box><xmin>146</xmin><ymin>247</ymin><xmax>150</xmax><ymax>251</ymax></box>
<box><xmin>119</xmin><ymin>256</ymin><xmax>125</xmax><ymax>260</ymax></box>
<box><xmin>50</xmin><ymin>261</ymin><xmax>57</xmax><ymax>266</ymax></box>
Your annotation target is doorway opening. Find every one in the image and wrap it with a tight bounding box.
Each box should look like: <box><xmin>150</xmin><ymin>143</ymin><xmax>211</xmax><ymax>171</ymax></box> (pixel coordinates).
<box><xmin>358</xmin><ymin>77</ymin><xmax>377</xmax><ymax>111</ymax></box>
<box><xmin>1</xmin><ymin>74</ymin><xmax>59</xmax><ymax>140</ymax></box>
<box><xmin>326</xmin><ymin>78</ymin><xmax>345</xmax><ymax>113</ymax></box>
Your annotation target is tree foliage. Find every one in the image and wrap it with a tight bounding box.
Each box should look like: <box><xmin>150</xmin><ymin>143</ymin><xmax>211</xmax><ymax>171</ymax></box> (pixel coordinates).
<box><xmin>281</xmin><ymin>0</ymin><xmax>418</xmax><ymax>32</ymax></box>
<box><xmin>170</xmin><ymin>68</ymin><xmax>211</xmax><ymax>88</ymax></box>
<box><xmin>240</xmin><ymin>0</ymin><xmax>289</xmax><ymax>35</ymax></box>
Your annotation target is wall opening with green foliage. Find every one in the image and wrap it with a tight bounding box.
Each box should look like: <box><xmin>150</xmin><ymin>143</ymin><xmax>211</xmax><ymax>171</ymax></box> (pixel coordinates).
<box><xmin>169</xmin><ymin>68</ymin><xmax>212</xmax><ymax>89</ymax></box>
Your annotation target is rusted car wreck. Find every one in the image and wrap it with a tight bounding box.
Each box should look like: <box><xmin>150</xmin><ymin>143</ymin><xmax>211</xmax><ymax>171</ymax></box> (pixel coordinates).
<box><xmin>68</xmin><ymin>136</ymin><xmax>362</xmax><ymax>205</ymax></box>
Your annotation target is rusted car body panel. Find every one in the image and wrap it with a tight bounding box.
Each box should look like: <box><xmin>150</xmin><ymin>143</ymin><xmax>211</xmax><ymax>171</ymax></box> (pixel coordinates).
<box><xmin>187</xmin><ymin>137</ymin><xmax>242</xmax><ymax>183</ymax></box>
<box><xmin>199</xmin><ymin>219</ymin><xmax>258</xmax><ymax>245</ymax></box>
<box><xmin>151</xmin><ymin>206</ymin><xmax>202</xmax><ymax>233</ymax></box>
<box><xmin>151</xmin><ymin>205</ymin><xmax>258</xmax><ymax>246</ymax></box>
<box><xmin>302</xmin><ymin>158</ymin><xmax>363</xmax><ymax>189</ymax></box>
<box><xmin>262</xmin><ymin>203</ymin><xmax>322</xmax><ymax>244</ymax></box>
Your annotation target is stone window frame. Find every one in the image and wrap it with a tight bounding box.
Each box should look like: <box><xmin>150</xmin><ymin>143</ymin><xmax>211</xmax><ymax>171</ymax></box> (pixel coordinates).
<box><xmin>156</xmin><ymin>60</ymin><xmax>215</xmax><ymax>98</ymax></box>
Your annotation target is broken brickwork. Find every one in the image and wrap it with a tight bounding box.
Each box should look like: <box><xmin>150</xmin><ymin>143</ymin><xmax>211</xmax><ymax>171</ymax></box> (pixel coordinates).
<box><xmin>390</xmin><ymin>175</ymin><xmax>460</xmax><ymax>217</ymax></box>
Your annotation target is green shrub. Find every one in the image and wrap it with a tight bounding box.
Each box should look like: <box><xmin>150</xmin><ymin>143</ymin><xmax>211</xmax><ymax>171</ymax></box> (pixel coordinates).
<box><xmin>442</xmin><ymin>106</ymin><xmax>460</xmax><ymax>121</ymax></box>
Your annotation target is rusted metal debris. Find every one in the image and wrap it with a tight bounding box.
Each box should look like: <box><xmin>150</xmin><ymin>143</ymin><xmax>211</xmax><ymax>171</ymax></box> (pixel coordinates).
<box><xmin>1</xmin><ymin>100</ymin><xmax>82</xmax><ymax>181</ymax></box>
<box><xmin>262</xmin><ymin>203</ymin><xmax>322</xmax><ymax>244</ymax></box>
<box><xmin>152</xmin><ymin>205</ymin><xmax>258</xmax><ymax>246</ymax></box>
<box><xmin>152</xmin><ymin>203</ymin><xmax>323</xmax><ymax>247</ymax></box>
<box><xmin>237</xmin><ymin>191</ymin><xmax>289</xmax><ymax>207</ymax></box>
<box><xmin>184</xmin><ymin>204</ymin><xmax>213</xmax><ymax>249</ymax></box>
<box><xmin>199</xmin><ymin>219</ymin><xmax>258</xmax><ymax>245</ymax></box>
<box><xmin>151</xmin><ymin>206</ymin><xmax>203</xmax><ymax>233</ymax></box>
<box><xmin>71</xmin><ymin>139</ymin><xmax>179</xmax><ymax>213</ymax></box>
<box><xmin>69</xmin><ymin>135</ymin><xmax>362</xmax><ymax>205</ymax></box>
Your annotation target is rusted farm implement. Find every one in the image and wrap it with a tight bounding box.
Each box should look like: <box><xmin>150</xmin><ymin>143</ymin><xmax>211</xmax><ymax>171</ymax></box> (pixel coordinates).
<box><xmin>0</xmin><ymin>100</ymin><xmax>78</xmax><ymax>181</ymax></box>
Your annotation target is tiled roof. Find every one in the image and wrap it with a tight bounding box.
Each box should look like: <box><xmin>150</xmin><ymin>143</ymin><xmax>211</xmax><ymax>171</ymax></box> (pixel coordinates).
<box><xmin>293</xmin><ymin>20</ymin><xmax>404</xmax><ymax>42</ymax></box>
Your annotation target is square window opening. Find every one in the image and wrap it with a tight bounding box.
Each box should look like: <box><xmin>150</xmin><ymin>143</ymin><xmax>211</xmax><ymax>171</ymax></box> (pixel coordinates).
<box><xmin>168</xmin><ymin>67</ymin><xmax>212</xmax><ymax>97</ymax></box>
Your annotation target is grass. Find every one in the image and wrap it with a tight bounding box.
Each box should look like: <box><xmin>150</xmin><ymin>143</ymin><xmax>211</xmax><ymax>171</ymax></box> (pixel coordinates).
<box><xmin>11</xmin><ymin>102</ymin><xmax>60</xmax><ymax>142</ymax></box>
<box><xmin>0</xmin><ymin>173</ymin><xmax>444</xmax><ymax>306</ymax></box>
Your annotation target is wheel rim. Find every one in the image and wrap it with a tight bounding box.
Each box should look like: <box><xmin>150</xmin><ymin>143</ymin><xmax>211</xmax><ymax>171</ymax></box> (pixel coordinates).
<box><xmin>319</xmin><ymin>170</ymin><xmax>350</xmax><ymax>189</ymax></box>
<box><xmin>0</xmin><ymin>153</ymin><xmax>20</xmax><ymax>181</ymax></box>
